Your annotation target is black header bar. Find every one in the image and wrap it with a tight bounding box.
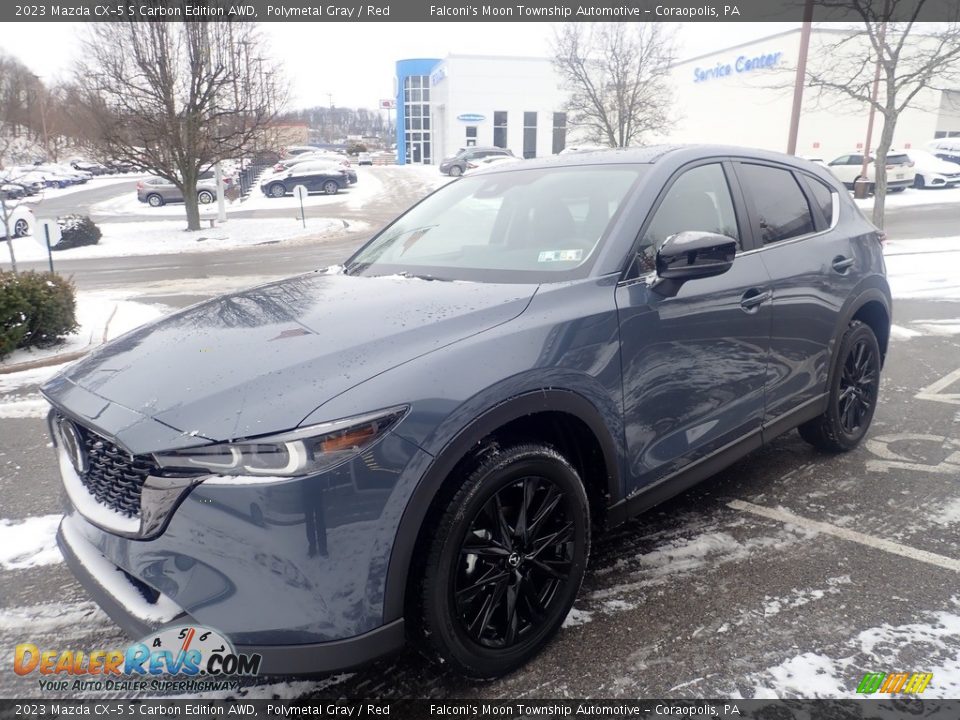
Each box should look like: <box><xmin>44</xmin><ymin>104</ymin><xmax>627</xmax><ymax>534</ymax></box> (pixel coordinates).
<box><xmin>2</xmin><ymin>0</ymin><xmax>959</xmax><ymax>22</ymax></box>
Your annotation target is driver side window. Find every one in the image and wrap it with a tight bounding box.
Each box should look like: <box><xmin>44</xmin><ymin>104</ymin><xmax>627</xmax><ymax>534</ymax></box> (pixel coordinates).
<box><xmin>637</xmin><ymin>163</ymin><xmax>740</xmax><ymax>273</ymax></box>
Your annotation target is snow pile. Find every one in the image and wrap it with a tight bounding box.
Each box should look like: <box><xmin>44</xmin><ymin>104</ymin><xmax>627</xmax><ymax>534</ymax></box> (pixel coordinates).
<box><xmin>3</xmin><ymin>216</ymin><xmax>346</xmax><ymax>262</ymax></box>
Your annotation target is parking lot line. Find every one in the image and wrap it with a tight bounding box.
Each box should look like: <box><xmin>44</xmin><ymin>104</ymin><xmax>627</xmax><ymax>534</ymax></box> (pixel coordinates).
<box><xmin>728</xmin><ymin>499</ymin><xmax>960</xmax><ymax>573</ymax></box>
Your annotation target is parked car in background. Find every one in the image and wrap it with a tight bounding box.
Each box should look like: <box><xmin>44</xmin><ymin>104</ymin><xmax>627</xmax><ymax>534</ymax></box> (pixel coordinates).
<box><xmin>439</xmin><ymin>146</ymin><xmax>514</xmax><ymax>176</ymax></box>
<box><xmin>0</xmin><ymin>183</ymin><xmax>26</xmax><ymax>200</ymax></box>
<box><xmin>826</xmin><ymin>151</ymin><xmax>915</xmax><ymax>192</ymax></box>
<box><xmin>260</xmin><ymin>161</ymin><xmax>349</xmax><ymax>197</ymax></box>
<box><xmin>136</xmin><ymin>176</ymin><xmax>218</xmax><ymax>207</ymax></box>
<box><xmin>0</xmin><ymin>205</ymin><xmax>34</xmax><ymax>238</ymax></box>
<box><xmin>928</xmin><ymin>138</ymin><xmax>960</xmax><ymax>166</ymax></box>
<box><xmin>357</xmin><ymin>152</ymin><xmax>373</xmax><ymax>166</ymax></box>
<box><xmin>464</xmin><ymin>155</ymin><xmax>523</xmax><ymax>174</ymax></box>
<box><xmin>71</xmin><ymin>160</ymin><xmax>108</xmax><ymax>176</ymax></box>
<box><xmin>905</xmin><ymin>149</ymin><xmax>960</xmax><ymax>188</ymax></box>
<box><xmin>105</xmin><ymin>160</ymin><xmax>137</xmax><ymax>174</ymax></box>
<box><xmin>270</xmin><ymin>153</ymin><xmax>357</xmax><ymax>184</ymax></box>
<box><xmin>44</xmin><ymin>145</ymin><xmax>889</xmax><ymax>680</ymax></box>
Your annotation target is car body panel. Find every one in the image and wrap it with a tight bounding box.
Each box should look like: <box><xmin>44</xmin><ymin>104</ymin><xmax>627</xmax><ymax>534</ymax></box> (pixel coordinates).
<box><xmin>44</xmin><ymin>144</ymin><xmax>891</xmax><ymax>671</ymax></box>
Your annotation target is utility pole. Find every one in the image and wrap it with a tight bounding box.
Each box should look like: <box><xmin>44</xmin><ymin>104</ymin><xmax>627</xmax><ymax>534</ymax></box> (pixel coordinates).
<box><xmin>786</xmin><ymin>0</ymin><xmax>814</xmax><ymax>155</ymax></box>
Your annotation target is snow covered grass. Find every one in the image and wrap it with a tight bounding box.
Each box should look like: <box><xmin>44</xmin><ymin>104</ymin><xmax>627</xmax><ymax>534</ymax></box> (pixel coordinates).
<box><xmin>884</xmin><ymin>236</ymin><xmax>960</xmax><ymax>301</ymax></box>
<box><xmin>1</xmin><ymin>290</ymin><xmax>167</xmax><ymax>367</ymax></box>
<box><xmin>3</xmin><ymin>216</ymin><xmax>346</xmax><ymax>263</ymax></box>
<box><xmin>0</xmin><ymin>514</ymin><xmax>62</xmax><ymax>570</ymax></box>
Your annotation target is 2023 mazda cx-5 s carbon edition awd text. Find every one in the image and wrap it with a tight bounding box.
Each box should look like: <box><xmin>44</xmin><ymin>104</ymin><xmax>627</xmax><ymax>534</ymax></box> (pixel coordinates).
<box><xmin>43</xmin><ymin>145</ymin><xmax>890</xmax><ymax>679</ymax></box>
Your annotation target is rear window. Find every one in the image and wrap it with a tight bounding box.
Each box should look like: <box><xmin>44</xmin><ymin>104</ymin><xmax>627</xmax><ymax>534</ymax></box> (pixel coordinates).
<box><xmin>738</xmin><ymin>163</ymin><xmax>815</xmax><ymax>245</ymax></box>
<box><xmin>885</xmin><ymin>154</ymin><xmax>910</xmax><ymax>165</ymax></box>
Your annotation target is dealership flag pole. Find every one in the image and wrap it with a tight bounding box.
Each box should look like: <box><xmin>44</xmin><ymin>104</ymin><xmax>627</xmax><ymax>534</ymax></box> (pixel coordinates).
<box><xmin>787</xmin><ymin>0</ymin><xmax>814</xmax><ymax>155</ymax></box>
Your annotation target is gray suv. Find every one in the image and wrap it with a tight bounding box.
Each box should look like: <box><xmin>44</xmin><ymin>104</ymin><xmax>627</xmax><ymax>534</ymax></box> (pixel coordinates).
<box><xmin>439</xmin><ymin>146</ymin><xmax>514</xmax><ymax>176</ymax></box>
<box><xmin>45</xmin><ymin>145</ymin><xmax>889</xmax><ymax>680</ymax></box>
<box><xmin>136</xmin><ymin>175</ymin><xmax>219</xmax><ymax>207</ymax></box>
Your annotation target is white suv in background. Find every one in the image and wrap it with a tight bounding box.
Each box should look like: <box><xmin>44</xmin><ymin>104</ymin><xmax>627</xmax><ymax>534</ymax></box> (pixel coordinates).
<box><xmin>906</xmin><ymin>149</ymin><xmax>960</xmax><ymax>188</ymax></box>
<box><xmin>826</xmin><ymin>151</ymin><xmax>916</xmax><ymax>192</ymax></box>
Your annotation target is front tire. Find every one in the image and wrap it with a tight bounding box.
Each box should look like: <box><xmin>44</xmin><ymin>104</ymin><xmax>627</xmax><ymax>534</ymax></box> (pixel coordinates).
<box><xmin>914</xmin><ymin>174</ymin><xmax>926</xmax><ymax>189</ymax></box>
<box><xmin>267</xmin><ymin>183</ymin><xmax>286</xmax><ymax>198</ymax></box>
<box><xmin>799</xmin><ymin>320</ymin><xmax>881</xmax><ymax>452</ymax></box>
<box><xmin>449</xmin><ymin>165</ymin><xmax>463</xmax><ymax>177</ymax></box>
<box><xmin>413</xmin><ymin>444</ymin><xmax>590</xmax><ymax>679</ymax></box>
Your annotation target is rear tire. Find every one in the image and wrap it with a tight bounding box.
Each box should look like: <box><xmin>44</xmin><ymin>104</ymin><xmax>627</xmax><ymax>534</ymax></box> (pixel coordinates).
<box><xmin>146</xmin><ymin>193</ymin><xmax>164</xmax><ymax>207</ymax></box>
<box><xmin>322</xmin><ymin>180</ymin><xmax>339</xmax><ymax>195</ymax></box>
<box><xmin>799</xmin><ymin>320</ymin><xmax>881</xmax><ymax>452</ymax></box>
<box><xmin>412</xmin><ymin>444</ymin><xmax>590</xmax><ymax>679</ymax></box>
<box><xmin>197</xmin><ymin>190</ymin><xmax>214</xmax><ymax>204</ymax></box>
<box><xmin>13</xmin><ymin>218</ymin><xmax>29</xmax><ymax>237</ymax></box>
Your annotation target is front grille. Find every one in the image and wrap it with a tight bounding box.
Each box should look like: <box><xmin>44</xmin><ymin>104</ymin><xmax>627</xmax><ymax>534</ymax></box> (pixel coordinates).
<box><xmin>68</xmin><ymin>419</ymin><xmax>155</xmax><ymax>519</ymax></box>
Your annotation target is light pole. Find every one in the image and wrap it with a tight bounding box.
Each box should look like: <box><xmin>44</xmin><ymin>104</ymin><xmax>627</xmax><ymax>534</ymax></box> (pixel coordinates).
<box><xmin>854</xmin><ymin>18</ymin><xmax>888</xmax><ymax>200</ymax></box>
<box><xmin>786</xmin><ymin>0</ymin><xmax>814</xmax><ymax>155</ymax></box>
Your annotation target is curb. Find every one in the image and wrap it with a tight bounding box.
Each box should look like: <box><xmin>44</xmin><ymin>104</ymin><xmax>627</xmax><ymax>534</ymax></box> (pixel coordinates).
<box><xmin>0</xmin><ymin>303</ymin><xmax>119</xmax><ymax>376</ymax></box>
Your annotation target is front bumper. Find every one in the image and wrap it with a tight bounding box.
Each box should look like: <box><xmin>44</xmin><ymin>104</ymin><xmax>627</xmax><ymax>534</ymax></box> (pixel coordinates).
<box><xmin>57</xmin><ymin>518</ymin><xmax>405</xmax><ymax>674</ymax></box>
<box><xmin>53</xmin><ymin>423</ymin><xmax>428</xmax><ymax>673</ymax></box>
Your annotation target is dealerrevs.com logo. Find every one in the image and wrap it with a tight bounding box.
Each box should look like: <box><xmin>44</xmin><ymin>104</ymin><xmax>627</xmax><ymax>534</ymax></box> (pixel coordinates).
<box><xmin>14</xmin><ymin>625</ymin><xmax>262</xmax><ymax>693</ymax></box>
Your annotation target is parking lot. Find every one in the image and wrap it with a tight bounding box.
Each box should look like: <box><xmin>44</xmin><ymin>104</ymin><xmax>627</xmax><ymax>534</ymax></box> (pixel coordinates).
<box><xmin>1</xmin><ymin>176</ymin><xmax>959</xmax><ymax>700</ymax></box>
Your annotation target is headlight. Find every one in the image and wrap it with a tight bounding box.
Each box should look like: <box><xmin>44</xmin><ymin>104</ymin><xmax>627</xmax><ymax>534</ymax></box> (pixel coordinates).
<box><xmin>153</xmin><ymin>406</ymin><xmax>407</xmax><ymax>478</ymax></box>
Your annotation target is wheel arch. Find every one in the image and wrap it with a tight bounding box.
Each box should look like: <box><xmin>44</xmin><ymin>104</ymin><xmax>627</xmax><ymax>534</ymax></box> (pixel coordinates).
<box><xmin>383</xmin><ymin>389</ymin><xmax>621</xmax><ymax>623</ymax></box>
<box><xmin>830</xmin><ymin>283</ymin><xmax>892</xmax><ymax>380</ymax></box>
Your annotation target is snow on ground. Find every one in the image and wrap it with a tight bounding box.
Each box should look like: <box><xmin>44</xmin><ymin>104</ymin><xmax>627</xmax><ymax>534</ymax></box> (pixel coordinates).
<box><xmin>19</xmin><ymin>175</ymin><xmax>148</xmax><ymax>205</ymax></box>
<box><xmin>3</xmin><ymin>216</ymin><xmax>345</xmax><ymax>263</ymax></box>
<box><xmin>884</xmin><ymin>236</ymin><xmax>960</xmax><ymax>301</ymax></box>
<box><xmin>1</xmin><ymin>290</ymin><xmax>167</xmax><ymax>367</ymax></box>
<box><xmin>854</xmin><ymin>185</ymin><xmax>960</xmax><ymax>211</ymax></box>
<box><xmin>0</xmin><ymin>514</ymin><xmax>62</xmax><ymax>570</ymax></box>
<box><xmin>0</xmin><ymin>601</ymin><xmax>111</xmax><ymax>633</ymax></box>
<box><xmin>748</xmin><ymin>601</ymin><xmax>960</xmax><ymax>698</ymax></box>
<box><xmin>0</xmin><ymin>362</ymin><xmax>67</xmax><ymax>394</ymax></box>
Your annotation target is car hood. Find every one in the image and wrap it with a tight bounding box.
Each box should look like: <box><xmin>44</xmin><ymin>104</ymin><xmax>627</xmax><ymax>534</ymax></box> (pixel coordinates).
<box><xmin>44</xmin><ymin>271</ymin><xmax>537</xmax><ymax>451</ymax></box>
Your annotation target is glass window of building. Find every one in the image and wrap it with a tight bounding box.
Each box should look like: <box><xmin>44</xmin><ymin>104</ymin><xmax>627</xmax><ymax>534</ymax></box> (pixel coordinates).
<box><xmin>552</xmin><ymin>112</ymin><xmax>567</xmax><ymax>155</ymax></box>
<box><xmin>494</xmin><ymin>111</ymin><xmax>508</xmax><ymax>149</ymax></box>
<box><xmin>523</xmin><ymin>112</ymin><xmax>537</xmax><ymax>159</ymax></box>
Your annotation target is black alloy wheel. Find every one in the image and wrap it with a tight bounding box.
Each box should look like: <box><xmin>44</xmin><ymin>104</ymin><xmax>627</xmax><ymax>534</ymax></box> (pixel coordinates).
<box><xmin>837</xmin><ymin>335</ymin><xmax>879</xmax><ymax>436</ymax></box>
<box><xmin>799</xmin><ymin>320</ymin><xmax>881</xmax><ymax>452</ymax></box>
<box><xmin>414</xmin><ymin>444</ymin><xmax>589</xmax><ymax>678</ymax></box>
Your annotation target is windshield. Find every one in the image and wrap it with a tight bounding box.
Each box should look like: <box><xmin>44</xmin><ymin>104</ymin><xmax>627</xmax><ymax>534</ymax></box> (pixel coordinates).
<box><xmin>346</xmin><ymin>164</ymin><xmax>647</xmax><ymax>283</ymax></box>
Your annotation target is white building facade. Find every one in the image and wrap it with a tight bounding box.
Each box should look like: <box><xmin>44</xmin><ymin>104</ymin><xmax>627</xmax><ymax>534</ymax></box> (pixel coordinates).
<box><xmin>660</xmin><ymin>27</ymin><xmax>960</xmax><ymax>159</ymax></box>
<box><xmin>395</xmin><ymin>29</ymin><xmax>960</xmax><ymax>165</ymax></box>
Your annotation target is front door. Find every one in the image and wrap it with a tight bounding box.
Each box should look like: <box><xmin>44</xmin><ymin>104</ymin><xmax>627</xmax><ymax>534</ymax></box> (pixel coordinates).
<box><xmin>615</xmin><ymin>161</ymin><xmax>772</xmax><ymax>494</ymax></box>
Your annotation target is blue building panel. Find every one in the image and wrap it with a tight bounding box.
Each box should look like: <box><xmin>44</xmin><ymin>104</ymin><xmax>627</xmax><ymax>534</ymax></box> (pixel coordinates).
<box><xmin>395</xmin><ymin>58</ymin><xmax>441</xmax><ymax>165</ymax></box>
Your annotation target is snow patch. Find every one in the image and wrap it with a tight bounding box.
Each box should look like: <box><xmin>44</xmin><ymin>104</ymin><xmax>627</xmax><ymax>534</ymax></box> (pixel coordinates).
<box><xmin>562</xmin><ymin>608</ymin><xmax>594</xmax><ymax>628</ymax></box>
<box><xmin>0</xmin><ymin>601</ymin><xmax>111</xmax><ymax>634</ymax></box>
<box><xmin>0</xmin><ymin>514</ymin><xmax>62</xmax><ymax>570</ymax></box>
<box><xmin>0</xmin><ymin>396</ymin><xmax>49</xmax><ymax>418</ymax></box>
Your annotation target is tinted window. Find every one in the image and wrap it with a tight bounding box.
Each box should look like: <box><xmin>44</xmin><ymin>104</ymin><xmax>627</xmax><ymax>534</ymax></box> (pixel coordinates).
<box><xmin>829</xmin><ymin>156</ymin><xmax>849</xmax><ymax>166</ymax></box>
<box><xmin>639</xmin><ymin>163</ymin><xmax>740</xmax><ymax>272</ymax></box>
<box><xmin>886</xmin><ymin>154</ymin><xmax>910</xmax><ymax>165</ymax></box>
<box><xmin>738</xmin><ymin>164</ymin><xmax>815</xmax><ymax>245</ymax></box>
<box><xmin>802</xmin><ymin>175</ymin><xmax>834</xmax><ymax>227</ymax></box>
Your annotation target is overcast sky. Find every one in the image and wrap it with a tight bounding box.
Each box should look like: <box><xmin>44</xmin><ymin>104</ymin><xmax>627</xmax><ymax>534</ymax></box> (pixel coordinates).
<box><xmin>0</xmin><ymin>21</ymin><xmax>798</xmax><ymax>109</ymax></box>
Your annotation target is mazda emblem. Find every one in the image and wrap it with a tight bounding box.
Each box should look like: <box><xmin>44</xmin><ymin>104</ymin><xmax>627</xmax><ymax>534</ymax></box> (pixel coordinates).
<box><xmin>58</xmin><ymin>418</ymin><xmax>88</xmax><ymax>475</ymax></box>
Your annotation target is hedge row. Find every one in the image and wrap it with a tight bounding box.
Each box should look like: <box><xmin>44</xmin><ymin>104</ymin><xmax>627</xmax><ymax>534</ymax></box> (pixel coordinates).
<box><xmin>0</xmin><ymin>271</ymin><xmax>78</xmax><ymax>360</ymax></box>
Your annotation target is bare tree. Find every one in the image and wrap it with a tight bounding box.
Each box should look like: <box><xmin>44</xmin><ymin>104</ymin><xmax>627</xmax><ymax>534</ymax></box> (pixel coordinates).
<box><xmin>805</xmin><ymin>2</ymin><xmax>960</xmax><ymax>226</ymax></box>
<box><xmin>74</xmin><ymin>17</ymin><xmax>285</xmax><ymax>231</ymax></box>
<box><xmin>551</xmin><ymin>23</ymin><xmax>677</xmax><ymax>148</ymax></box>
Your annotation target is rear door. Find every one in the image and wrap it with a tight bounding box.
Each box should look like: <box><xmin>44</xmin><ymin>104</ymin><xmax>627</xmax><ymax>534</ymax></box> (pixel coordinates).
<box><xmin>615</xmin><ymin>160</ymin><xmax>772</xmax><ymax>494</ymax></box>
<box><xmin>731</xmin><ymin>161</ymin><xmax>859</xmax><ymax>429</ymax></box>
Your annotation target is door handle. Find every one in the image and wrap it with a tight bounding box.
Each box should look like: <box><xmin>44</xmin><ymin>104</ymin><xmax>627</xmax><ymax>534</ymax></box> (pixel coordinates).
<box><xmin>740</xmin><ymin>288</ymin><xmax>772</xmax><ymax>312</ymax></box>
<box><xmin>832</xmin><ymin>256</ymin><xmax>855</xmax><ymax>273</ymax></box>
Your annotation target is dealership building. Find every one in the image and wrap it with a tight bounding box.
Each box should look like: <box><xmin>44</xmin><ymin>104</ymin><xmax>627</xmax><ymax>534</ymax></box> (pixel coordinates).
<box><xmin>395</xmin><ymin>27</ymin><xmax>960</xmax><ymax>165</ymax></box>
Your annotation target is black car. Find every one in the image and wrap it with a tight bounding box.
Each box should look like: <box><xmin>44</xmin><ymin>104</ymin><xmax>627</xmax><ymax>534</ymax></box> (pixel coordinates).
<box><xmin>439</xmin><ymin>146</ymin><xmax>515</xmax><ymax>176</ymax></box>
<box><xmin>260</xmin><ymin>162</ymin><xmax>350</xmax><ymax>197</ymax></box>
<box><xmin>45</xmin><ymin>145</ymin><xmax>889</xmax><ymax>679</ymax></box>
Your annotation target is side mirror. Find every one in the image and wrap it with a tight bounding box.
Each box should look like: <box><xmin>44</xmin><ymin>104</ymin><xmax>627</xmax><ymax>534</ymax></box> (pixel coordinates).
<box><xmin>651</xmin><ymin>231</ymin><xmax>737</xmax><ymax>297</ymax></box>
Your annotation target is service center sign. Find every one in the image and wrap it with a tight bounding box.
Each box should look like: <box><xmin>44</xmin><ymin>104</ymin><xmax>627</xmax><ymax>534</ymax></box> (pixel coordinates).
<box><xmin>693</xmin><ymin>50</ymin><xmax>783</xmax><ymax>83</ymax></box>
